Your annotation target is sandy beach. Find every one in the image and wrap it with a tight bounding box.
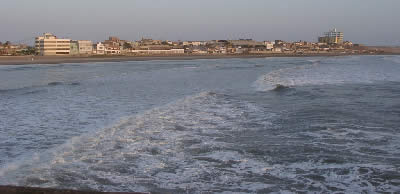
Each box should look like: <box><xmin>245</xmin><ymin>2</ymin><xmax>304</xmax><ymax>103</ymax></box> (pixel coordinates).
<box><xmin>0</xmin><ymin>53</ymin><xmax>382</xmax><ymax>65</ymax></box>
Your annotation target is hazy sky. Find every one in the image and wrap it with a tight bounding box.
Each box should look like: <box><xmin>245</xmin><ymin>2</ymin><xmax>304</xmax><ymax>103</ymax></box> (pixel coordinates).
<box><xmin>1</xmin><ymin>0</ymin><xmax>399</xmax><ymax>45</ymax></box>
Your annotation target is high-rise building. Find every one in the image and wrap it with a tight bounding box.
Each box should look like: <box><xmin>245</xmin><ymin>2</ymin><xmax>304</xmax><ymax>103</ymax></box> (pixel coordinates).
<box><xmin>35</xmin><ymin>33</ymin><xmax>71</xmax><ymax>56</ymax></box>
<box><xmin>318</xmin><ymin>28</ymin><xmax>344</xmax><ymax>44</ymax></box>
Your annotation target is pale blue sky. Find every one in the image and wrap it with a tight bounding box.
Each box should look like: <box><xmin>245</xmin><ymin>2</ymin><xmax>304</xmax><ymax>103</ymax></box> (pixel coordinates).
<box><xmin>1</xmin><ymin>0</ymin><xmax>399</xmax><ymax>45</ymax></box>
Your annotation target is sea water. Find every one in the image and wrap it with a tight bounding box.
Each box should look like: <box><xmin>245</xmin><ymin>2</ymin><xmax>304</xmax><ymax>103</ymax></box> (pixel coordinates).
<box><xmin>0</xmin><ymin>56</ymin><xmax>399</xmax><ymax>193</ymax></box>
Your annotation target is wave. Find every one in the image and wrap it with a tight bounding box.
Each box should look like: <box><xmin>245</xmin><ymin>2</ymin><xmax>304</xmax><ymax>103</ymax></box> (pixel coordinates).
<box><xmin>0</xmin><ymin>91</ymin><xmax>275</xmax><ymax>193</ymax></box>
<box><xmin>383</xmin><ymin>55</ymin><xmax>400</xmax><ymax>64</ymax></box>
<box><xmin>268</xmin><ymin>122</ymin><xmax>400</xmax><ymax>193</ymax></box>
<box><xmin>253</xmin><ymin>60</ymin><xmax>322</xmax><ymax>91</ymax></box>
<box><xmin>47</xmin><ymin>82</ymin><xmax>80</xmax><ymax>86</ymax></box>
<box><xmin>0</xmin><ymin>81</ymin><xmax>80</xmax><ymax>95</ymax></box>
<box><xmin>268</xmin><ymin>161</ymin><xmax>400</xmax><ymax>193</ymax></box>
<box><xmin>253</xmin><ymin>57</ymin><xmax>400</xmax><ymax>91</ymax></box>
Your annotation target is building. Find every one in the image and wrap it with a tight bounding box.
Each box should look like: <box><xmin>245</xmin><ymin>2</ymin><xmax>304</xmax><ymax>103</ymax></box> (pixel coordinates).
<box><xmin>229</xmin><ymin>39</ymin><xmax>265</xmax><ymax>47</ymax></box>
<box><xmin>182</xmin><ymin>41</ymin><xmax>206</xmax><ymax>46</ymax></box>
<box><xmin>35</xmin><ymin>33</ymin><xmax>70</xmax><ymax>56</ymax></box>
<box><xmin>93</xmin><ymin>42</ymin><xmax>105</xmax><ymax>55</ymax></box>
<box><xmin>318</xmin><ymin>28</ymin><xmax>344</xmax><ymax>44</ymax></box>
<box><xmin>105</xmin><ymin>47</ymin><xmax>121</xmax><ymax>55</ymax></box>
<box><xmin>103</xmin><ymin>36</ymin><xmax>122</xmax><ymax>55</ymax></box>
<box><xmin>77</xmin><ymin>40</ymin><xmax>93</xmax><ymax>54</ymax></box>
<box><xmin>129</xmin><ymin>49</ymin><xmax>184</xmax><ymax>55</ymax></box>
<box><xmin>70</xmin><ymin>41</ymin><xmax>79</xmax><ymax>55</ymax></box>
<box><xmin>264</xmin><ymin>41</ymin><xmax>275</xmax><ymax>50</ymax></box>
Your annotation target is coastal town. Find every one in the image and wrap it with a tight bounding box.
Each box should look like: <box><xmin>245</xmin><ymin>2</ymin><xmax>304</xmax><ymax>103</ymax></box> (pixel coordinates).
<box><xmin>0</xmin><ymin>29</ymin><xmax>396</xmax><ymax>57</ymax></box>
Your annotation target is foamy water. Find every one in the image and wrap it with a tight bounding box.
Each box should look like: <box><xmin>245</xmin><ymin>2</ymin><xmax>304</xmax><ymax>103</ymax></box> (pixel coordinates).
<box><xmin>1</xmin><ymin>56</ymin><xmax>400</xmax><ymax>193</ymax></box>
<box><xmin>254</xmin><ymin>56</ymin><xmax>400</xmax><ymax>91</ymax></box>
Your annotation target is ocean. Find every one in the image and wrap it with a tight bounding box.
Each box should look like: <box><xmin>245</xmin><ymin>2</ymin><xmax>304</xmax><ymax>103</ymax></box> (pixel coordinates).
<box><xmin>0</xmin><ymin>55</ymin><xmax>399</xmax><ymax>193</ymax></box>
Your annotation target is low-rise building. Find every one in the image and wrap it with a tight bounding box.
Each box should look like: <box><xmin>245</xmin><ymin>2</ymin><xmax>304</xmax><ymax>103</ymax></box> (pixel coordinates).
<box><xmin>93</xmin><ymin>42</ymin><xmax>105</xmax><ymax>55</ymax></box>
<box><xmin>103</xmin><ymin>36</ymin><xmax>122</xmax><ymax>55</ymax></box>
<box><xmin>129</xmin><ymin>49</ymin><xmax>184</xmax><ymax>55</ymax></box>
<box><xmin>264</xmin><ymin>41</ymin><xmax>275</xmax><ymax>50</ymax></box>
<box><xmin>229</xmin><ymin>39</ymin><xmax>265</xmax><ymax>47</ymax></box>
<box><xmin>77</xmin><ymin>40</ymin><xmax>93</xmax><ymax>54</ymax></box>
<box><xmin>273</xmin><ymin>47</ymin><xmax>283</xmax><ymax>53</ymax></box>
<box><xmin>105</xmin><ymin>47</ymin><xmax>121</xmax><ymax>55</ymax></box>
<box><xmin>183</xmin><ymin>41</ymin><xmax>206</xmax><ymax>46</ymax></box>
<box><xmin>70</xmin><ymin>41</ymin><xmax>79</xmax><ymax>55</ymax></box>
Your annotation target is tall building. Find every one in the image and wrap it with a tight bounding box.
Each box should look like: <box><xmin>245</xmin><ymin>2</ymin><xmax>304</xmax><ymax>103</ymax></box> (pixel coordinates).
<box><xmin>35</xmin><ymin>33</ymin><xmax>71</xmax><ymax>56</ymax></box>
<box><xmin>318</xmin><ymin>28</ymin><xmax>344</xmax><ymax>44</ymax></box>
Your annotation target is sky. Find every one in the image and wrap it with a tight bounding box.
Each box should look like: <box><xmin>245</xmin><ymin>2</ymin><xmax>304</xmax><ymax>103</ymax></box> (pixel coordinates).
<box><xmin>0</xmin><ymin>0</ymin><xmax>399</xmax><ymax>45</ymax></box>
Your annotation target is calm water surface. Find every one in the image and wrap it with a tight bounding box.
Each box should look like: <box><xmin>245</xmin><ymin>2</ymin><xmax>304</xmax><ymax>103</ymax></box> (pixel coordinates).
<box><xmin>0</xmin><ymin>56</ymin><xmax>399</xmax><ymax>193</ymax></box>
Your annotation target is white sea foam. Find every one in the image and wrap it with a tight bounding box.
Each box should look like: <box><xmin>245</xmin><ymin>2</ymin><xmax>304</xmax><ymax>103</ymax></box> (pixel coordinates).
<box><xmin>253</xmin><ymin>57</ymin><xmax>400</xmax><ymax>91</ymax></box>
<box><xmin>0</xmin><ymin>91</ymin><xmax>275</xmax><ymax>193</ymax></box>
<box><xmin>268</xmin><ymin>161</ymin><xmax>400</xmax><ymax>193</ymax></box>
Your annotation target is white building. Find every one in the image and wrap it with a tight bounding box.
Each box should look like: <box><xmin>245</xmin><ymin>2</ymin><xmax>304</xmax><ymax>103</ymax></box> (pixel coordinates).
<box><xmin>183</xmin><ymin>41</ymin><xmax>206</xmax><ymax>46</ymax></box>
<box><xmin>105</xmin><ymin>47</ymin><xmax>121</xmax><ymax>55</ymax></box>
<box><xmin>93</xmin><ymin>42</ymin><xmax>105</xmax><ymax>55</ymax></box>
<box><xmin>35</xmin><ymin>33</ymin><xmax>70</xmax><ymax>56</ymax></box>
<box><xmin>77</xmin><ymin>40</ymin><xmax>93</xmax><ymax>54</ymax></box>
<box><xmin>129</xmin><ymin>49</ymin><xmax>184</xmax><ymax>55</ymax></box>
<box><xmin>264</xmin><ymin>41</ymin><xmax>275</xmax><ymax>50</ymax></box>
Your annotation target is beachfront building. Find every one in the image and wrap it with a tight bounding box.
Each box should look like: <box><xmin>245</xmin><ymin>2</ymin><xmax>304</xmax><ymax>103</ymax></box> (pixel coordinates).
<box><xmin>229</xmin><ymin>39</ymin><xmax>265</xmax><ymax>47</ymax></box>
<box><xmin>318</xmin><ymin>28</ymin><xmax>344</xmax><ymax>44</ymax></box>
<box><xmin>182</xmin><ymin>41</ymin><xmax>206</xmax><ymax>46</ymax></box>
<box><xmin>70</xmin><ymin>40</ymin><xmax>93</xmax><ymax>55</ymax></box>
<box><xmin>93</xmin><ymin>42</ymin><xmax>105</xmax><ymax>55</ymax></box>
<box><xmin>70</xmin><ymin>41</ymin><xmax>79</xmax><ymax>55</ymax></box>
<box><xmin>77</xmin><ymin>40</ymin><xmax>93</xmax><ymax>54</ymax></box>
<box><xmin>105</xmin><ymin>47</ymin><xmax>121</xmax><ymax>55</ymax></box>
<box><xmin>264</xmin><ymin>41</ymin><xmax>275</xmax><ymax>50</ymax></box>
<box><xmin>35</xmin><ymin>33</ymin><xmax>71</xmax><ymax>56</ymax></box>
<box><xmin>103</xmin><ymin>36</ymin><xmax>122</xmax><ymax>55</ymax></box>
<box><xmin>129</xmin><ymin>48</ymin><xmax>184</xmax><ymax>55</ymax></box>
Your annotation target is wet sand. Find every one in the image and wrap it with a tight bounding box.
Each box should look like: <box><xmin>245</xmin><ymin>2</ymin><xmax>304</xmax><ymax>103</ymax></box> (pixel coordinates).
<box><xmin>0</xmin><ymin>53</ymin><xmax>375</xmax><ymax>65</ymax></box>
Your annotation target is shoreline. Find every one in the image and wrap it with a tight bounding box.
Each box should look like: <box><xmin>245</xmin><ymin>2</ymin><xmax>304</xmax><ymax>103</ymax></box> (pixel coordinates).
<box><xmin>0</xmin><ymin>185</ymin><xmax>144</xmax><ymax>194</ymax></box>
<box><xmin>0</xmin><ymin>53</ymin><xmax>398</xmax><ymax>65</ymax></box>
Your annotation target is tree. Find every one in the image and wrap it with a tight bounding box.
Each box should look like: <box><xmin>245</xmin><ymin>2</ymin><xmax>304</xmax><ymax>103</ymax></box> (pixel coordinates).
<box><xmin>123</xmin><ymin>42</ymin><xmax>132</xmax><ymax>49</ymax></box>
<box><xmin>25</xmin><ymin>46</ymin><xmax>36</xmax><ymax>55</ymax></box>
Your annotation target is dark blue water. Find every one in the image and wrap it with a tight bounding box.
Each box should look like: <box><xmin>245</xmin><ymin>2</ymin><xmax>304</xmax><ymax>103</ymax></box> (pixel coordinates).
<box><xmin>0</xmin><ymin>56</ymin><xmax>399</xmax><ymax>193</ymax></box>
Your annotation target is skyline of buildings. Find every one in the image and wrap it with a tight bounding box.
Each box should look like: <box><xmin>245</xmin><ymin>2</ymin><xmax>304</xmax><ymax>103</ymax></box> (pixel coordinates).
<box><xmin>3</xmin><ymin>28</ymin><xmax>387</xmax><ymax>56</ymax></box>
<box><xmin>29</xmin><ymin>29</ymin><xmax>350</xmax><ymax>56</ymax></box>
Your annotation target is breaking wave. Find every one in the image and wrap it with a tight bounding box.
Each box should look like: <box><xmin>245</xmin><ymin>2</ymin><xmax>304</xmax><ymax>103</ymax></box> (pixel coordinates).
<box><xmin>253</xmin><ymin>58</ymin><xmax>400</xmax><ymax>91</ymax></box>
<box><xmin>0</xmin><ymin>91</ymin><xmax>275</xmax><ymax>193</ymax></box>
